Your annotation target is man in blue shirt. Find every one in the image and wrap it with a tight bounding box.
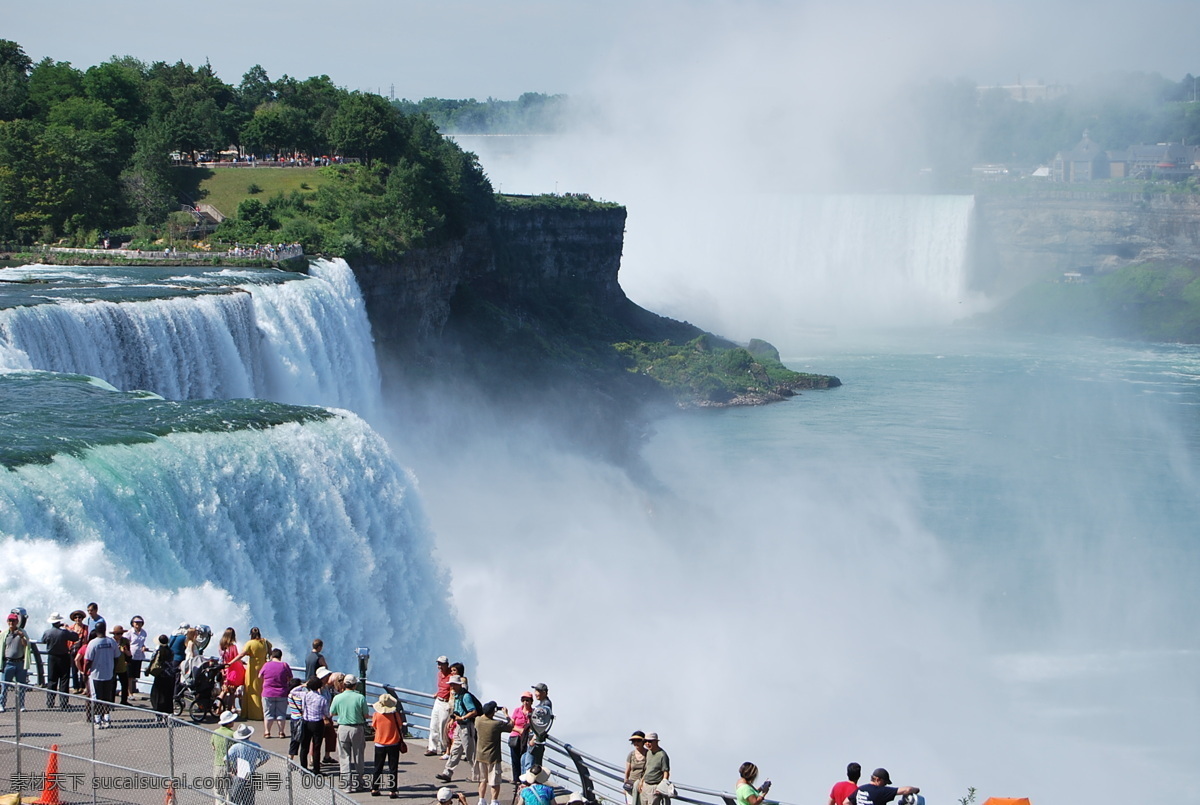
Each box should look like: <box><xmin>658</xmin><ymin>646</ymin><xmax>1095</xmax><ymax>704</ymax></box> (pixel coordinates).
<box><xmin>854</xmin><ymin>768</ymin><xmax>919</xmax><ymax>805</ymax></box>
<box><xmin>227</xmin><ymin>723</ymin><xmax>270</xmax><ymax>805</ymax></box>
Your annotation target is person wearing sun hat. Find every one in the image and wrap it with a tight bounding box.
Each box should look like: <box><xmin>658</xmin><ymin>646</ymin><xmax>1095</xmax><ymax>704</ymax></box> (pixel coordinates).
<box><xmin>370</xmin><ymin>692</ymin><xmax>407</xmax><ymax>797</ymax></box>
<box><xmin>518</xmin><ymin>766</ymin><xmax>554</xmax><ymax>805</ymax></box>
<box><xmin>226</xmin><ymin>723</ymin><xmax>269</xmax><ymax>805</ymax></box>
<box><xmin>212</xmin><ymin>709</ymin><xmax>239</xmax><ymax>773</ymax></box>
<box><xmin>623</xmin><ymin>731</ymin><xmax>648</xmax><ymax>805</ymax></box>
<box><xmin>41</xmin><ymin>613</ymin><xmax>78</xmax><ymax>709</ymax></box>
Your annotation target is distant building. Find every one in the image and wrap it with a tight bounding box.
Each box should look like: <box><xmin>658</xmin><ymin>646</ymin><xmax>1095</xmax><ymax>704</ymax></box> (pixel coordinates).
<box><xmin>1052</xmin><ymin>132</ymin><xmax>1110</xmax><ymax>182</ymax></box>
<box><xmin>976</xmin><ymin>80</ymin><xmax>1067</xmax><ymax>103</ymax></box>
<box><xmin>1109</xmin><ymin>142</ymin><xmax>1197</xmax><ymax>180</ymax></box>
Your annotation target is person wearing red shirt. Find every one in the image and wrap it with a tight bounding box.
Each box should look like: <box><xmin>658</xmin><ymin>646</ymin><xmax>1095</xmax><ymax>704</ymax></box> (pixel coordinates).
<box><xmin>829</xmin><ymin>763</ymin><xmax>861</xmax><ymax>805</ymax></box>
<box><xmin>425</xmin><ymin>656</ymin><xmax>453</xmax><ymax>756</ymax></box>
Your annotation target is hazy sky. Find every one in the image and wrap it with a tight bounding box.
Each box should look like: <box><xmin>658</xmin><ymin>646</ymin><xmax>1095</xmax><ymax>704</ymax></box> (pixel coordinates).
<box><xmin>6</xmin><ymin>0</ymin><xmax>1200</xmax><ymax>99</ymax></box>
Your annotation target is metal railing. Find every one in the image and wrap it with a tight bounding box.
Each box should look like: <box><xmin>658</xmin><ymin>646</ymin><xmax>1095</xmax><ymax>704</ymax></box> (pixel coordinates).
<box><xmin>0</xmin><ymin>671</ymin><xmax>795</xmax><ymax>805</ymax></box>
<box><xmin>0</xmin><ymin>682</ymin><xmax>361</xmax><ymax>805</ymax></box>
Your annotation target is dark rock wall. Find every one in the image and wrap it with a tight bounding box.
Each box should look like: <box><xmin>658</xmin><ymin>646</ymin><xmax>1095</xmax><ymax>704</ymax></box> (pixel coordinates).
<box><xmin>350</xmin><ymin>205</ymin><xmax>628</xmax><ymax>361</ymax></box>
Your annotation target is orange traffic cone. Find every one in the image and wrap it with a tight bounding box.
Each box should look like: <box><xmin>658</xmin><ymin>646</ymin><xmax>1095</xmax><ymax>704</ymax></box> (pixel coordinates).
<box><xmin>31</xmin><ymin>744</ymin><xmax>61</xmax><ymax>805</ymax></box>
<box><xmin>164</xmin><ymin>781</ymin><xmax>175</xmax><ymax>805</ymax></box>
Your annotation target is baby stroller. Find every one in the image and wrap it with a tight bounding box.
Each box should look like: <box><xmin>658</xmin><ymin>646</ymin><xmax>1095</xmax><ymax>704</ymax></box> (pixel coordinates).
<box><xmin>174</xmin><ymin>657</ymin><xmax>222</xmax><ymax>723</ymax></box>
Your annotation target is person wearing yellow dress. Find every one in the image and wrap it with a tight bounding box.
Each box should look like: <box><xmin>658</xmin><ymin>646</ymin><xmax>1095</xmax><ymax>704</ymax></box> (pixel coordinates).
<box><xmin>227</xmin><ymin>627</ymin><xmax>271</xmax><ymax>720</ymax></box>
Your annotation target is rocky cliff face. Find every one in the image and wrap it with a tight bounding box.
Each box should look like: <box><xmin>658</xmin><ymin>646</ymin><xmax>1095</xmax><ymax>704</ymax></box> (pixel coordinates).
<box><xmin>971</xmin><ymin>191</ymin><xmax>1200</xmax><ymax>296</ymax></box>
<box><xmin>350</xmin><ymin>205</ymin><xmax>628</xmax><ymax>363</ymax></box>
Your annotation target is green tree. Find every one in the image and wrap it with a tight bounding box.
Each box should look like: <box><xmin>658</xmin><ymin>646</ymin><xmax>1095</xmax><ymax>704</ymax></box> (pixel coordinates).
<box><xmin>121</xmin><ymin>120</ymin><xmax>175</xmax><ymax>226</ymax></box>
<box><xmin>328</xmin><ymin>92</ymin><xmax>404</xmax><ymax>164</ymax></box>
<box><xmin>241</xmin><ymin>102</ymin><xmax>305</xmax><ymax>159</ymax></box>
<box><xmin>26</xmin><ymin>58</ymin><xmax>85</xmax><ymax>119</ymax></box>
<box><xmin>0</xmin><ymin>39</ymin><xmax>32</xmax><ymax>120</ymax></box>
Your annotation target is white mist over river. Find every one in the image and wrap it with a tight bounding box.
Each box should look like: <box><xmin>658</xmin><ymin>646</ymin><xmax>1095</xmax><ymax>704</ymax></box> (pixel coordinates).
<box><xmin>412</xmin><ymin>325</ymin><xmax>1200</xmax><ymax>805</ymax></box>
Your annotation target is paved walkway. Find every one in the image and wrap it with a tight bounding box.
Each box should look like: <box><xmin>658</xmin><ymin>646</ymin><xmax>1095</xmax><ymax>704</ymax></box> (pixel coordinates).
<box><xmin>0</xmin><ymin>689</ymin><xmax>516</xmax><ymax>805</ymax></box>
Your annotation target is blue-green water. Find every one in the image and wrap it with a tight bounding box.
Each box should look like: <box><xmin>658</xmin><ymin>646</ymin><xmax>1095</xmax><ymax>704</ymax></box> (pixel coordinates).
<box><xmin>422</xmin><ymin>326</ymin><xmax>1200</xmax><ymax>805</ymax></box>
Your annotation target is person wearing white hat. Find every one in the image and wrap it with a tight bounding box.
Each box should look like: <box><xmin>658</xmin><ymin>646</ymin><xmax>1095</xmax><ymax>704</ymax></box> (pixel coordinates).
<box><xmin>637</xmin><ymin>734</ymin><xmax>669</xmax><ymax>805</ymax></box>
<box><xmin>434</xmin><ymin>675</ymin><xmax>481</xmax><ymax>783</ymax></box>
<box><xmin>212</xmin><ymin>709</ymin><xmax>239</xmax><ymax>774</ymax></box>
<box><xmin>40</xmin><ymin>613</ymin><xmax>78</xmax><ymax>709</ymax></box>
<box><xmin>427</xmin><ymin>656</ymin><xmax>453</xmax><ymax>756</ymax></box>
<box><xmin>437</xmin><ymin>787</ymin><xmax>468</xmax><ymax>805</ymax></box>
<box><xmin>331</xmin><ymin>673</ymin><xmax>370</xmax><ymax>791</ymax></box>
<box><xmin>518</xmin><ymin>766</ymin><xmax>554</xmax><ymax>805</ymax></box>
<box><xmin>226</xmin><ymin>724</ymin><xmax>269</xmax><ymax>805</ymax></box>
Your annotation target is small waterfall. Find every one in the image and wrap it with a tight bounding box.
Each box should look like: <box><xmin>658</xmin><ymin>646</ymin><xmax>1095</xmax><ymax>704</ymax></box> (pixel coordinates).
<box><xmin>0</xmin><ymin>258</ymin><xmax>382</xmax><ymax>416</ymax></box>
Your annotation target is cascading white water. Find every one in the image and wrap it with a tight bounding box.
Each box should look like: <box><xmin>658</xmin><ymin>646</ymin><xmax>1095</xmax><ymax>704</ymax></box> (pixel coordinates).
<box><xmin>0</xmin><ymin>258</ymin><xmax>381</xmax><ymax>417</ymax></box>
<box><xmin>620</xmin><ymin>194</ymin><xmax>983</xmax><ymax>347</ymax></box>
<box><xmin>0</xmin><ymin>393</ymin><xmax>463</xmax><ymax>688</ymax></box>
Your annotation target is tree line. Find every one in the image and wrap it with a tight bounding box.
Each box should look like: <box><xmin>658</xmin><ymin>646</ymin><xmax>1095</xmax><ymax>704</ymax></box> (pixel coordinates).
<box><xmin>392</xmin><ymin>93</ymin><xmax>571</xmax><ymax>134</ymax></box>
<box><xmin>0</xmin><ymin>40</ymin><xmax>494</xmax><ymax>256</ymax></box>
<box><xmin>909</xmin><ymin>71</ymin><xmax>1200</xmax><ymax>179</ymax></box>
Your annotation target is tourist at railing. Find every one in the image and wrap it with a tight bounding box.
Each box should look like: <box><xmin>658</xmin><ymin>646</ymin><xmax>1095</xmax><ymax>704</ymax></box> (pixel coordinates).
<box><xmin>508</xmin><ymin>692</ymin><xmax>533</xmax><ymax>780</ymax></box>
<box><xmin>828</xmin><ymin>762</ymin><xmax>861</xmax><ymax>805</ymax></box>
<box><xmin>127</xmin><ymin>616</ymin><xmax>148</xmax><ymax>695</ymax></box>
<box><xmin>523</xmin><ymin>682</ymin><xmax>553</xmax><ymax>773</ymax></box>
<box><xmin>331</xmin><ymin>672</ymin><xmax>370</xmax><ymax>791</ymax></box>
<box><xmin>370</xmin><ymin>691</ymin><xmax>408</xmax><ymax>797</ymax></box>
<box><xmin>110</xmin><ymin>624</ymin><xmax>132</xmax><ymax>705</ymax></box>
<box><xmin>852</xmin><ymin>768</ymin><xmax>920</xmax><ymax>805</ymax></box>
<box><xmin>624</xmin><ymin>730</ymin><xmax>648</xmax><ymax>805</ymax></box>
<box><xmin>83</xmin><ymin>621</ymin><xmax>119</xmax><ymax>727</ymax></box>
<box><xmin>67</xmin><ymin>610</ymin><xmax>87</xmax><ymax>693</ymax></box>
<box><xmin>736</xmin><ymin>762</ymin><xmax>771</xmax><ymax>805</ymax></box>
<box><xmin>1</xmin><ymin>612</ymin><xmax>29</xmax><ymax>712</ymax></box>
<box><xmin>636</xmin><ymin>733</ymin><xmax>670</xmax><ymax>805</ymax></box>
<box><xmin>306</xmin><ymin>638</ymin><xmax>328</xmax><ymax>679</ymax></box>
<box><xmin>228</xmin><ymin>625</ymin><xmax>270</xmax><ymax>720</ymax></box>
<box><xmin>474</xmin><ymin>700</ymin><xmax>509</xmax><ymax>805</ymax></box>
<box><xmin>298</xmin><ymin>674</ymin><xmax>331</xmax><ymax>772</ymax></box>
<box><xmin>426</xmin><ymin>655</ymin><xmax>453</xmax><ymax>757</ymax></box>
<box><xmin>286</xmin><ymin>677</ymin><xmax>305</xmax><ymax>760</ymax></box>
<box><xmin>147</xmin><ymin>634</ymin><xmax>174</xmax><ymax>713</ymax></box>
<box><xmin>40</xmin><ymin>614</ymin><xmax>77</xmax><ymax>709</ymax></box>
<box><xmin>260</xmin><ymin>647</ymin><xmax>294</xmax><ymax>739</ymax></box>
<box><xmin>435</xmin><ymin>674</ymin><xmax>481</xmax><ymax>783</ymax></box>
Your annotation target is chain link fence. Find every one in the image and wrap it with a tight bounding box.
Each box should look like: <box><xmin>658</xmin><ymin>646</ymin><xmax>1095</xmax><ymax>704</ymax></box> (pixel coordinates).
<box><xmin>0</xmin><ymin>683</ymin><xmax>360</xmax><ymax>805</ymax></box>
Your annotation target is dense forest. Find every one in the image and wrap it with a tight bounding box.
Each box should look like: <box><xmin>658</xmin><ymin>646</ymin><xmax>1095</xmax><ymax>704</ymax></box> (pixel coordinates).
<box><xmin>0</xmin><ymin>40</ymin><xmax>493</xmax><ymax>256</ymax></box>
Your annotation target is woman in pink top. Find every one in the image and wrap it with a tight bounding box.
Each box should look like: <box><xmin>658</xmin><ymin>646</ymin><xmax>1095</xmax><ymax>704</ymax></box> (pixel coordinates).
<box><xmin>259</xmin><ymin>648</ymin><xmax>294</xmax><ymax>738</ymax></box>
<box><xmin>509</xmin><ymin>692</ymin><xmax>533</xmax><ymax>778</ymax></box>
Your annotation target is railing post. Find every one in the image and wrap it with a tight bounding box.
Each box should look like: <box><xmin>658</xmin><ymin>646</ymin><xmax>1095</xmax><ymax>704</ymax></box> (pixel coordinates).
<box><xmin>287</xmin><ymin>761</ymin><xmax>295</xmax><ymax>805</ymax></box>
<box><xmin>562</xmin><ymin>743</ymin><xmax>595</xmax><ymax>803</ymax></box>
<box><xmin>168</xmin><ymin>716</ymin><xmax>176</xmax><ymax>786</ymax></box>
<box><xmin>14</xmin><ymin>684</ymin><xmax>20</xmax><ymax>783</ymax></box>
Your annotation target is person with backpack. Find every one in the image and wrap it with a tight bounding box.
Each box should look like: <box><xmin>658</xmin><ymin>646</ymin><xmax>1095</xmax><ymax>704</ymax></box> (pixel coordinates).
<box><xmin>435</xmin><ymin>675</ymin><xmax>481</xmax><ymax>783</ymax></box>
<box><xmin>523</xmin><ymin>682</ymin><xmax>553</xmax><ymax>774</ymax></box>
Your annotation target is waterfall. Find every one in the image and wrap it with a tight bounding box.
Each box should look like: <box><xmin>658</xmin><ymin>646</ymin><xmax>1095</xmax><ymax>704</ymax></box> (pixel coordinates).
<box><xmin>621</xmin><ymin>193</ymin><xmax>982</xmax><ymax>347</ymax></box>
<box><xmin>0</xmin><ymin>373</ymin><xmax>463</xmax><ymax>687</ymax></box>
<box><xmin>0</xmin><ymin>258</ymin><xmax>382</xmax><ymax>417</ymax></box>
<box><xmin>0</xmin><ymin>261</ymin><xmax>458</xmax><ymax>681</ymax></box>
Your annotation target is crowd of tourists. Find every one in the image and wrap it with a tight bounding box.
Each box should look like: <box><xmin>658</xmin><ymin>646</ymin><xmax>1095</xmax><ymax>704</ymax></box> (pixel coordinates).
<box><xmin>2</xmin><ymin>605</ymin><xmax>921</xmax><ymax>805</ymax></box>
<box><xmin>227</xmin><ymin>242</ymin><xmax>303</xmax><ymax>260</ymax></box>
